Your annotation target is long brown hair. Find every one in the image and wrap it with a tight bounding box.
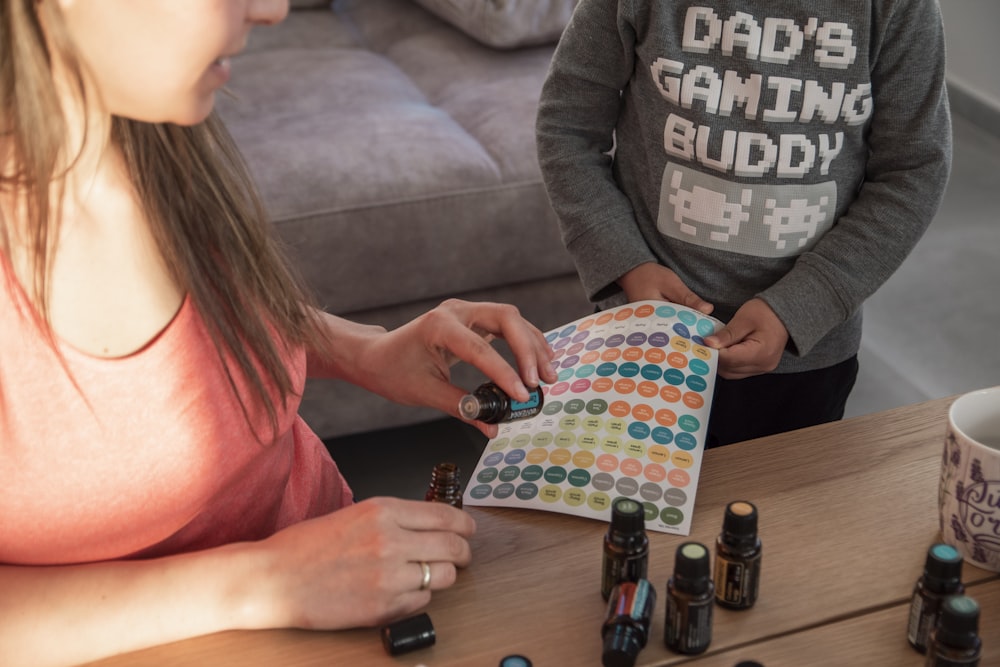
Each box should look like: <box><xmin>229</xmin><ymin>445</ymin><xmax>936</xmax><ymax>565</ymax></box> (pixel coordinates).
<box><xmin>0</xmin><ymin>0</ymin><xmax>332</xmax><ymax>436</ymax></box>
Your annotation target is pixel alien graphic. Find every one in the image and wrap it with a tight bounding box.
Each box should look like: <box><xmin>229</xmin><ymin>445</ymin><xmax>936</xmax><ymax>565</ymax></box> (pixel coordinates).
<box><xmin>762</xmin><ymin>197</ymin><xmax>828</xmax><ymax>250</ymax></box>
<box><xmin>667</xmin><ymin>170</ymin><xmax>752</xmax><ymax>243</ymax></box>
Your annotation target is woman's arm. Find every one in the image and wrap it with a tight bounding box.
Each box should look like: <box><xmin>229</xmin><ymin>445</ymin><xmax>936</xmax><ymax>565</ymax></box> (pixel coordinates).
<box><xmin>305</xmin><ymin>299</ymin><xmax>558</xmax><ymax>436</ymax></box>
<box><xmin>0</xmin><ymin>498</ymin><xmax>474</xmax><ymax>667</ymax></box>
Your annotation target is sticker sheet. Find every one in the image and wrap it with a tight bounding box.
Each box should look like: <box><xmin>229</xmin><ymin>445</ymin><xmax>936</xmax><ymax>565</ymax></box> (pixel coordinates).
<box><xmin>464</xmin><ymin>300</ymin><xmax>722</xmax><ymax>535</ymax></box>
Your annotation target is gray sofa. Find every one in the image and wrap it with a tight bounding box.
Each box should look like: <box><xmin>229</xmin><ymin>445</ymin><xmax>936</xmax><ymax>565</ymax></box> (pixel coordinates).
<box><xmin>217</xmin><ymin>0</ymin><xmax>591</xmax><ymax>439</ymax></box>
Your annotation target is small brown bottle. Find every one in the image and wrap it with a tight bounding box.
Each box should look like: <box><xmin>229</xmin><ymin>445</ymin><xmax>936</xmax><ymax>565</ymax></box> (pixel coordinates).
<box><xmin>459</xmin><ymin>382</ymin><xmax>544</xmax><ymax>424</ymax></box>
<box><xmin>601</xmin><ymin>497</ymin><xmax>649</xmax><ymax>600</ymax></box>
<box><xmin>664</xmin><ymin>542</ymin><xmax>714</xmax><ymax>655</ymax></box>
<box><xmin>925</xmin><ymin>595</ymin><xmax>981</xmax><ymax>666</ymax></box>
<box><xmin>425</xmin><ymin>462</ymin><xmax>463</xmax><ymax>508</ymax></box>
<box><xmin>602</xmin><ymin>579</ymin><xmax>657</xmax><ymax>667</ymax></box>
<box><xmin>907</xmin><ymin>543</ymin><xmax>964</xmax><ymax>653</ymax></box>
<box><xmin>714</xmin><ymin>501</ymin><xmax>762</xmax><ymax>610</ymax></box>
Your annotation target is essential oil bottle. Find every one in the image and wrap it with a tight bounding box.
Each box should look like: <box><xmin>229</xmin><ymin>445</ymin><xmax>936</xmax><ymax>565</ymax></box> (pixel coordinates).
<box><xmin>459</xmin><ymin>382</ymin><xmax>544</xmax><ymax>424</ymax></box>
<box><xmin>425</xmin><ymin>462</ymin><xmax>463</xmax><ymax>508</ymax></box>
<box><xmin>664</xmin><ymin>542</ymin><xmax>714</xmax><ymax>655</ymax></box>
<box><xmin>601</xmin><ymin>498</ymin><xmax>650</xmax><ymax>600</ymax></box>
<box><xmin>907</xmin><ymin>543</ymin><xmax>964</xmax><ymax>653</ymax></box>
<box><xmin>602</xmin><ymin>579</ymin><xmax>657</xmax><ymax>667</ymax></box>
<box><xmin>714</xmin><ymin>500</ymin><xmax>762</xmax><ymax>610</ymax></box>
<box><xmin>925</xmin><ymin>595</ymin><xmax>981</xmax><ymax>666</ymax></box>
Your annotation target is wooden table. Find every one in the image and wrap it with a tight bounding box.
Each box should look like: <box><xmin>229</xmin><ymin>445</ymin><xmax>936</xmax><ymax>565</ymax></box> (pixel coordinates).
<box><xmin>86</xmin><ymin>396</ymin><xmax>999</xmax><ymax>666</ymax></box>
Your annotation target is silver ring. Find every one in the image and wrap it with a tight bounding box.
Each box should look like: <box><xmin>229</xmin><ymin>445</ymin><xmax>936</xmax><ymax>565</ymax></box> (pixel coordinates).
<box><xmin>418</xmin><ymin>561</ymin><xmax>432</xmax><ymax>591</ymax></box>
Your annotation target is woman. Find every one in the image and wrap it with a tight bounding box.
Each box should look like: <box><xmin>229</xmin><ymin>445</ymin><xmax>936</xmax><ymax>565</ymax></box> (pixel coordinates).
<box><xmin>0</xmin><ymin>1</ymin><xmax>557</xmax><ymax>665</ymax></box>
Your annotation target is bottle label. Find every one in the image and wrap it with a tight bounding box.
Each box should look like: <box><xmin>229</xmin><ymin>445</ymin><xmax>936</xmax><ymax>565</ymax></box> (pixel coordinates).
<box><xmin>906</xmin><ymin>593</ymin><xmax>927</xmax><ymax>649</ymax></box>
<box><xmin>665</xmin><ymin>595</ymin><xmax>713</xmax><ymax>653</ymax></box>
<box><xmin>602</xmin><ymin>552</ymin><xmax>649</xmax><ymax>599</ymax></box>
<box><xmin>713</xmin><ymin>552</ymin><xmax>760</xmax><ymax>608</ymax></box>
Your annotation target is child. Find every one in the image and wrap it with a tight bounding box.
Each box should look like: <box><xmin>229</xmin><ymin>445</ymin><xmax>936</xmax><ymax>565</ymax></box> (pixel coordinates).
<box><xmin>536</xmin><ymin>0</ymin><xmax>951</xmax><ymax>446</ymax></box>
<box><xmin>0</xmin><ymin>1</ymin><xmax>555</xmax><ymax>665</ymax></box>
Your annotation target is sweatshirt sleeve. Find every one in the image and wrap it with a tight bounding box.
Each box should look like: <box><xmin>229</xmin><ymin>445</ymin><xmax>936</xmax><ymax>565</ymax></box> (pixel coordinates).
<box><xmin>758</xmin><ymin>0</ymin><xmax>952</xmax><ymax>357</ymax></box>
<box><xmin>536</xmin><ymin>0</ymin><xmax>655</xmax><ymax>303</ymax></box>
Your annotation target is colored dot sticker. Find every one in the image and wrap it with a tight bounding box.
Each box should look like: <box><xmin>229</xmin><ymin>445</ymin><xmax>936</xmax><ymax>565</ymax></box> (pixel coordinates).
<box><xmin>632</xmin><ymin>404</ymin><xmax>654</xmax><ymax>422</ymax></box>
<box><xmin>651</xmin><ymin>427</ymin><xmax>674</xmax><ymax>445</ymax></box>
<box><xmin>606</xmin><ymin>418</ymin><xmax>628</xmax><ymax>434</ymax></box>
<box><xmin>592</xmin><ymin>377</ymin><xmax>614</xmax><ymax>392</ymax></box>
<box><xmin>622</xmin><ymin>348</ymin><xmax>644</xmax><ymax>363</ymax></box>
<box><xmin>477</xmin><ymin>468</ymin><xmax>499</xmax><ymax>483</ymax></box>
<box><xmin>596</xmin><ymin>362</ymin><xmax>618</xmax><ymax>377</ymax></box>
<box><xmin>504</xmin><ymin>449</ymin><xmax>526</xmax><ymax>465</ymax></box>
<box><xmin>515</xmin><ymin>483</ymin><xmax>539</xmax><ymax>501</ymax></box>
<box><xmin>655</xmin><ymin>305</ymin><xmax>677</xmax><ymax>318</ymax></box>
<box><xmin>605</xmin><ymin>334</ymin><xmax>626</xmax><ymax>347</ymax></box>
<box><xmin>624</xmin><ymin>440</ymin><xmax>646</xmax><ymax>458</ymax></box>
<box><xmin>483</xmin><ymin>452</ymin><xmax>505</xmax><ymax>467</ymax></box>
<box><xmin>571</xmin><ymin>379</ymin><xmax>591</xmax><ymax>393</ymax></box>
<box><xmin>601</xmin><ymin>348</ymin><xmax>622</xmax><ymax>362</ymax></box>
<box><xmin>644</xmin><ymin>348</ymin><xmax>667</xmax><ymax>364</ymax></box>
<box><xmin>618</xmin><ymin>361</ymin><xmax>641</xmax><ymax>377</ymax></box>
<box><xmin>677</xmin><ymin>310</ymin><xmax>697</xmax><ymax>326</ymax></box>
<box><xmin>585</xmin><ymin>337</ymin><xmax>605</xmax><ymax>351</ymax></box>
<box><xmin>581</xmin><ymin>350</ymin><xmax>601</xmax><ymax>364</ymax></box>
<box><xmin>655</xmin><ymin>409</ymin><xmax>678</xmax><ymax>427</ymax></box>
<box><xmin>591</xmin><ymin>472</ymin><xmax>616</xmax><ymax>491</ymax></box>
<box><xmin>531</xmin><ymin>431</ymin><xmax>553</xmax><ymax>448</ymax></box>
<box><xmin>540</xmin><ymin>485</ymin><xmax>562</xmax><ymax>503</ymax></box>
<box><xmin>468</xmin><ymin>484</ymin><xmax>492</xmax><ymax>500</ymax></box>
<box><xmin>620</xmin><ymin>459</ymin><xmax>643</xmax><ymax>477</ymax></box>
<box><xmin>628</xmin><ymin>421</ymin><xmax>651</xmax><ymax>439</ymax></box>
<box><xmin>660</xmin><ymin>507</ymin><xmax>685</xmax><ymax>525</ymax></box>
<box><xmin>596</xmin><ymin>455</ymin><xmax>619</xmax><ymax>473</ymax></box>
<box><xmin>644</xmin><ymin>463</ymin><xmax>667</xmax><ymax>483</ymax></box>
<box><xmin>616</xmin><ymin>477</ymin><xmax>640</xmax><ymax>496</ymax></box>
<box><xmin>648</xmin><ymin>445</ymin><xmax>671</xmax><ymax>464</ymax></box>
<box><xmin>582</xmin><ymin>416</ymin><xmax>604</xmax><ymax>432</ymax></box>
<box><xmin>544</xmin><ymin>466</ymin><xmax>568</xmax><ymax>484</ymax></box>
<box><xmin>671</xmin><ymin>450</ymin><xmax>695</xmax><ymax>468</ymax></box>
<box><xmin>512</xmin><ymin>434</ymin><xmax>531</xmax><ymax>449</ymax></box>
<box><xmin>667</xmin><ymin>352</ymin><xmax>688</xmax><ymax>369</ymax></box>
<box><xmin>696</xmin><ymin>318</ymin><xmax>717</xmax><ymax>337</ymax></box>
<box><xmin>609</xmin><ymin>401</ymin><xmax>631</xmax><ymax>418</ymax></box>
<box><xmin>520</xmin><ymin>465</ymin><xmax>544</xmax><ymax>482</ymax></box>
<box><xmin>559</xmin><ymin>415</ymin><xmax>581</xmax><ymax>430</ymax></box>
<box><xmin>640</xmin><ymin>364</ymin><xmax>663</xmax><ymax>381</ymax></box>
<box><xmin>689</xmin><ymin>359</ymin><xmax>711</xmax><ymax>376</ymax></box>
<box><xmin>575</xmin><ymin>364</ymin><xmax>596</xmax><ymax>378</ymax></box>
<box><xmin>492</xmin><ymin>483</ymin><xmax>515</xmax><ymax>499</ymax></box>
<box><xmin>567</xmin><ymin>470</ymin><xmax>591</xmax><ymax>490</ymax></box>
<box><xmin>489</xmin><ymin>439</ymin><xmax>509</xmax><ymax>453</ymax></box>
<box><xmin>614</xmin><ymin>378</ymin><xmax>637</xmax><ymax>394</ymax></box>
<box><xmin>543</xmin><ymin>401</ymin><xmax>563</xmax><ymax>416</ymax></box>
<box><xmin>614</xmin><ymin>307</ymin><xmax>634</xmax><ymax>321</ymax></box>
<box><xmin>578</xmin><ymin>434</ymin><xmax>599</xmax><ymax>450</ymax></box>
<box><xmin>673</xmin><ymin>323</ymin><xmax>691</xmax><ymax>338</ymax></box>
<box><xmin>549</xmin><ymin>382</ymin><xmax>570</xmax><ymax>396</ymax></box>
<box><xmin>682</xmin><ymin>392</ymin><xmax>705</xmax><ymax>410</ymax></box>
<box><xmin>663</xmin><ymin>488</ymin><xmax>688</xmax><ymax>506</ymax></box>
<box><xmin>640</xmin><ymin>482</ymin><xmax>663</xmax><ymax>502</ymax></box>
<box><xmin>660</xmin><ymin>386</ymin><xmax>682</xmax><ymax>403</ymax></box>
<box><xmin>564</xmin><ymin>399</ymin><xmax>586</xmax><ymax>414</ymax></box>
<box><xmin>600</xmin><ymin>437</ymin><xmax>623</xmax><ymax>454</ymax></box>
<box><xmin>678</xmin><ymin>414</ymin><xmax>701</xmax><ymax>433</ymax></box>
<box><xmin>596</xmin><ymin>312</ymin><xmax>614</xmax><ymax>326</ymax></box>
<box><xmin>524</xmin><ymin>449</ymin><xmax>549</xmax><ymax>464</ymax></box>
<box><xmin>572</xmin><ymin>450</ymin><xmax>596</xmax><ymax>468</ymax></box>
<box><xmin>588</xmin><ymin>492</ymin><xmax>612</xmax><ymax>512</ymax></box>
<box><xmin>564</xmin><ymin>488</ymin><xmax>587</xmax><ymax>506</ymax></box>
<box><xmin>554</xmin><ymin>431</ymin><xmax>577</xmax><ymax>448</ymax></box>
<box><xmin>635</xmin><ymin>304</ymin><xmax>656</xmax><ymax>318</ymax></box>
<box><xmin>559</xmin><ymin>324</ymin><xmax>577</xmax><ymax>337</ymax></box>
<box><xmin>557</xmin><ymin>368</ymin><xmax>575</xmax><ymax>382</ymax></box>
<box><xmin>685</xmin><ymin>375</ymin><xmax>708</xmax><ymax>392</ymax></box>
<box><xmin>663</xmin><ymin>369</ymin><xmax>685</xmax><ymax>386</ymax></box>
<box><xmin>586</xmin><ymin>399</ymin><xmax>609</xmax><ymax>415</ymax></box>
<box><xmin>642</xmin><ymin>502</ymin><xmax>659</xmax><ymax>522</ymax></box>
<box><xmin>667</xmin><ymin>468</ymin><xmax>691</xmax><ymax>487</ymax></box>
<box><xmin>499</xmin><ymin>466</ymin><xmax>521</xmax><ymax>483</ymax></box>
<box><xmin>550</xmin><ymin>448</ymin><xmax>573</xmax><ymax>466</ymax></box>
<box><xmin>648</xmin><ymin>331</ymin><xmax>670</xmax><ymax>347</ymax></box>
<box><xmin>675</xmin><ymin>432</ymin><xmax>698</xmax><ymax>451</ymax></box>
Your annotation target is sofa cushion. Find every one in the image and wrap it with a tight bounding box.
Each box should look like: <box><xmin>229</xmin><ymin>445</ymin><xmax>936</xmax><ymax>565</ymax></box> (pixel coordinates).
<box><xmin>411</xmin><ymin>0</ymin><xmax>578</xmax><ymax>48</ymax></box>
<box><xmin>217</xmin><ymin>0</ymin><xmax>578</xmax><ymax>315</ymax></box>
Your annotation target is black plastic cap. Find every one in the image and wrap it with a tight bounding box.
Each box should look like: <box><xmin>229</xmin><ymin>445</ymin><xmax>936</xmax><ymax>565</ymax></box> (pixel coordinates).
<box><xmin>610</xmin><ymin>497</ymin><xmax>645</xmax><ymax>535</ymax></box>
<box><xmin>380</xmin><ymin>612</ymin><xmax>436</xmax><ymax>655</ymax></box>
<box><xmin>602</xmin><ymin>624</ymin><xmax>641</xmax><ymax>667</ymax></box>
<box><xmin>673</xmin><ymin>542</ymin><xmax>711</xmax><ymax>593</ymax></box>
<box><xmin>923</xmin><ymin>543</ymin><xmax>964</xmax><ymax>593</ymax></box>
<box><xmin>722</xmin><ymin>501</ymin><xmax>758</xmax><ymax>541</ymax></box>
<box><xmin>935</xmin><ymin>595</ymin><xmax>980</xmax><ymax>648</ymax></box>
<box><xmin>499</xmin><ymin>656</ymin><xmax>533</xmax><ymax>667</ymax></box>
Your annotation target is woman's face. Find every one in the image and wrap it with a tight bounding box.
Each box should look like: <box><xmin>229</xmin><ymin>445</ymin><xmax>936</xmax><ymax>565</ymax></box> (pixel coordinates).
<box><xmin>56</xmin><ymin>0</ymin><xmax>288</xmax><ymax>125</ymax></box>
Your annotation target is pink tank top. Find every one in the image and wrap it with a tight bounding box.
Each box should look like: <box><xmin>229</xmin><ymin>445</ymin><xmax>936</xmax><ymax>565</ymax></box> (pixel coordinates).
<box><xmin>0</xmin><ymin>258</ymin><xmax>353</xmax><ymax>565</ymax></box>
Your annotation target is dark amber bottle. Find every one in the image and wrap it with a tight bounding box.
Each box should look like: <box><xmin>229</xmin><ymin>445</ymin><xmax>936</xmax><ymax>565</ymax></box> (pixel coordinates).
<box><xmin>925</xmin><ymin>595</ymin><xmax>981</xmax><ymax>666</ymax></box>
<box><xmin>459</xmin><ymin>382</ymin><xmax>543</xmax><ymax>424</ymax></box>
<box><xmin>602</xmin><ymin>579</ymin><xmax>657</xmax><ymax>667</ymax></box>
<box><xmin>425</xmin><ymin>462</ymin><xmax>463</xmax><ymax>508</ymax></box>
<box><xmin>664</xmin><ymin>542</ymin><xmax>714</xmax><ymax>655</ymax></box>
<box><xmin>713</xmin><ymin>500</ymin><xmax>762</xmax><ymax>610</ymax></box>
<box><xmin>908</xmin><ymin>543</ymin><xmax>964</xmax><ymax>653</ymax></box>
<box><xmin>601</xmin><ymin>497</ymin><xmax>649</xmax><ymax>601</ymax></box>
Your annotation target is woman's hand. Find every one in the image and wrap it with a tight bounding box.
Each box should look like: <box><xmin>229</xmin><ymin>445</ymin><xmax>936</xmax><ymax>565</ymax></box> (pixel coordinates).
<box><xmin>311</xmin><ymin>300</ymin><xmax>557</xmax><ymax>437</ymax></box>
<box><xmin>617</xmin><ymin>262</ymin><xmax>714</xmax><ymax>315</ymax></box>
<box><xmin>243</xmin><ymin>497</ymin><xmax>476</xmax><ymax>630</ymax></box>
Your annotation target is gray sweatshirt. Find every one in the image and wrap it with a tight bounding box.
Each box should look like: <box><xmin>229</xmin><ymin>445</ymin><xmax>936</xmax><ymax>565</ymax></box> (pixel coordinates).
<box><xmin>537</xmin><ymin>0</ymin><xmax>951</xmax><ymax>372</ymax></box>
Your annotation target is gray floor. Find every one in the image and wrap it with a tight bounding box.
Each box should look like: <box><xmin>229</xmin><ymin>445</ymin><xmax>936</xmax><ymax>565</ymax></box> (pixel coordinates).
<box><xmin>845</xmin><ymin>112</ymin><xmax>1000</xmax><ymax>417</ymax></box>
<box><xmin>327</xmin><ymin>107</ymin><xmax>1000</xmax><ymax>500</ymax></box>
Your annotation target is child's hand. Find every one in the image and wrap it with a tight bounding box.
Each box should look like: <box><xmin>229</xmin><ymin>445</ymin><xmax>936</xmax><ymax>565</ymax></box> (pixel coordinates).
<box><xmin>704</xmin><ymin>298</ymin><xmax>788</xmax><ymax>379</ymax></box>
<box><xmin>617</xmin><ymin>263</ymin><xmax>714</xmax><ymax>315</ymax></box>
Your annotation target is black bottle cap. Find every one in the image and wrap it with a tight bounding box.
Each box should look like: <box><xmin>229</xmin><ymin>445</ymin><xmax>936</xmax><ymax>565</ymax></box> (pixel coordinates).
<box><xmin>602</xmin><ymin>624</ymin><xmax>642</xmax><ymax>667</ymax></box>
<box><xmin>610</xmin><ymin>497</ymin><xmax>645</xmax><ymax>535</ymax></box>
<box><xmin>922</xmin><ymin>543</ymin><xmax>963</xmax><ymax>593</ymax></box>
<box><xmin>935</xmin><ymin>595</ymin><xmax>980</xmax><ymax>648</ymax></box>
<box><xmin>722</xmin><ymin>501</ymin><xmax>758</xmax><ymax>542</ymax></box>
<box><xmin>499</xmin><ymin>655</ymin><xmax>533</xmax><ymax>667</ymax></box>
<box><xmin>380</xmin><ymin>612</ymin><xmax>436</xmax><ymax>655</ymax></box>
<box><xmin>673</xmin><ymin>541</ymin><xmax>711</xmax><ymax>594</ymax></box>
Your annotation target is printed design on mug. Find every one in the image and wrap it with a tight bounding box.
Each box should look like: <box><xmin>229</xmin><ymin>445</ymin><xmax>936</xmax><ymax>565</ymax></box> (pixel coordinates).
<box><xmin>953</xmin><ymin>457</ymin><xmax>1000</xmax><ymax>563</ymax></box>
<box><xmin>463</xmin><ymin>301</ymin><xmax>720</xmax><ymax>536</ymax></box>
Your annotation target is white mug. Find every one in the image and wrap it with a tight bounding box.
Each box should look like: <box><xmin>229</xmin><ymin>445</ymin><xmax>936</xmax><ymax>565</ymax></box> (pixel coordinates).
<box><xmin>939</xmin><ymin>386</ymin><xmax>1000</xmax><ymax>572</ymax></box>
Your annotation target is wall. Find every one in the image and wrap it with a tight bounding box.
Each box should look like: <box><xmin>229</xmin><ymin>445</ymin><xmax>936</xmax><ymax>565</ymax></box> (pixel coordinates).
<box><xmin>939</xmin><ymin>0</ymin><xmax>1000</xmax><ymax>134</ymax></box>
